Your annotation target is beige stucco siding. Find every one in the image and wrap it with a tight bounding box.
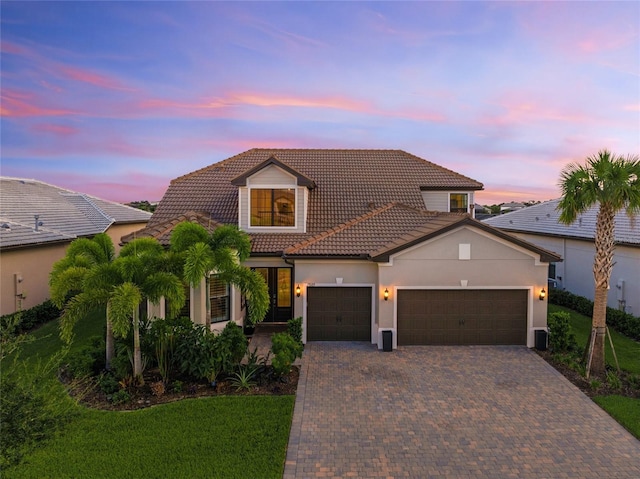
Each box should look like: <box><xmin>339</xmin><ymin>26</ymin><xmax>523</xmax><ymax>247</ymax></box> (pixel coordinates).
<box><xmin>510</xmin><ymin>232</ymin><xmax>640</xmax><ymax>316</ymax></box>
<box><xmin>0</xmin><ymin>242</ymin><xmax>69</xmax><ymax>315</ymax></box>
<box><xmin>294</xmin><ymin>260</ymin><xmax>378</xmax><ymax>343</ymax></box>
<box><xmin>108</xmin><ymin>222</ymin><xmax>150</xmax><ymax>253</ymax></box>
<box><xmin>378</xmin><ymin>226</ymin><xmax>549</xmax><ymax>348</ymax></box>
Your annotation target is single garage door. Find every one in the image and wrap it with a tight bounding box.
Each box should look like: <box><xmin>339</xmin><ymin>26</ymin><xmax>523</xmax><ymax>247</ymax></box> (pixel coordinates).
<box><xmin>397</xmin><ymin>289</ymin><xmax>527</xmax><ymax>345</ymax></box>
<box><xmin>307</xmin><ymin>287</ymin><xmax>371</xmax><ymax>341</ymax></box>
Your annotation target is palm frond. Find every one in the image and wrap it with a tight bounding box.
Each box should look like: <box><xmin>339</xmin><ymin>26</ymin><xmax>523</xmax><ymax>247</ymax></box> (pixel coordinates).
<box><xmin>183</xmin><ymin>242</ymin><xmax>214</xmax><ymax>287</ymax></box>
<box><xmin>143</xmin><ymin>272</ymin><xmax>186</xmax><ymax>318</ymax></box>
<box><xmin>119</xmin><ymin>237</ymin><xmax>163</xmax><ymax>258</ymax></box>
<box><xmin>49</xmin><ymin>266</ymin><xmax>89</xmax><ymax>308</ymax></box>
<box><xmin>109</xmin><ymin>282</ymin><xmax>142</xmax><ymax>338</ymax></box>
<box><xmin>59</xmin><ymin>292</ymin><xmax>94</xmax><ymax>344</ymax></box>
<box><xmin>170</xmin><ymin>221</ymin><xmax>210</xmax><ymax>253</ymax></box>
<box><xmin>210</xmin><ymin>225</ymin><xmax>252</xmax><ymax>261</ymax></box>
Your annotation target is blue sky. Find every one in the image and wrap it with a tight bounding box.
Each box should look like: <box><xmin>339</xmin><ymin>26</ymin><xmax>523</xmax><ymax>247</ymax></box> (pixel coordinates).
<box><xmin>1</xmin><ymin>1</ymin><xmax>638</xmax><ymax>205</ymax></box>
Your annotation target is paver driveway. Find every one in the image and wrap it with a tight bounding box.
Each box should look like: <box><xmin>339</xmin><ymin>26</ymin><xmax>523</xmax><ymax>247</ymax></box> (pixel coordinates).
<box><xmin>284</xmin><ymin>343</ymin><xmax>640</xmax><ymax>479</ymax></box>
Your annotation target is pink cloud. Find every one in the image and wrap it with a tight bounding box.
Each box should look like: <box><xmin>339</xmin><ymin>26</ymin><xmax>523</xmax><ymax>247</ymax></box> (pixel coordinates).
<box><xmin>31</xmin><ymin>123</ymin><xmax>79</xmax><ymax>136</ymax></box>
<box><xmin>57</xmin><ymin>65</ymin><xmax>135</xmax><ymax>91</ymax></box>
<box><xmin>0</xmin><ymin>89</ymin><xmax>77</xmax><ymax>117</ymax></box>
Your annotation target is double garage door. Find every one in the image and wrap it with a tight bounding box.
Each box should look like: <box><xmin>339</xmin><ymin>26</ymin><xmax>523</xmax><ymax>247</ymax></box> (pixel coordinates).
<box><xmin>306</xmin><ymin>287</ymin><xmax>528</xmax><ymax>345</ymax></box>
<box><xmin>397</xmin><ymin>289</ymin><xmax>528</xmax><ymax>345</ymax></box>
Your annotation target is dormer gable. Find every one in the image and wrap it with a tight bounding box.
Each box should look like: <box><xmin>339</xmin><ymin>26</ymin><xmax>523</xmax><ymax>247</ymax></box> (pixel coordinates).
<box><xmin>231</xmin><ymin>156</ymin><xmax>316</xmax><ymax>189</ymax></box>
<box><xmin>233</xmin><ymin>156</ymin><xmax>314</xmax><ymax>233</ymax></box>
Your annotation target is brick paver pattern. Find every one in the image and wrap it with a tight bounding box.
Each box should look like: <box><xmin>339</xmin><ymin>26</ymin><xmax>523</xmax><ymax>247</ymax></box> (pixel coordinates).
<box><xmin>284</xmin><ymin>343</ymin><xmax>640</xmax><ymax>479</ymax></box>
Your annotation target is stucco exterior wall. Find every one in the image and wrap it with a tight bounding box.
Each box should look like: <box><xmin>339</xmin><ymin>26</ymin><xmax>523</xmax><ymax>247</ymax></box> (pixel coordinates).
<box><xmin>378</xmin><ymin>226</ymin><xmax>549</xmax><ymax>348</ymax></box>
<box><xmin>510</xmin><ymin>232</ymin><xmax>640</xmax><ymax>316</ymax></box>
<box><xmin>0</xmin><ymin>242</ymin><xmax>69</xmax><ymax>315</ymax></box>
<box><xmin>107</xmin><ymin>221</ymin><xmax>150</xmax><ymax>253</ymax></box>
<box><xmin>293</xmin><ymin>260</ymin><xmax>378</xmax><ymax>343</ymax></box>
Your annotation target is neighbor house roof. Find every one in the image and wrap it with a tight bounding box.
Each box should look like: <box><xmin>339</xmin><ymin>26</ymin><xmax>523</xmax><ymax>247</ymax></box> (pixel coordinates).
<box><xmin>149</xmin><ymin>149</ymin><xmax>484</xmax><ymax>234</ymax></box>
<box><xmin>483</xmin><ymin>199</ymin><xmax>640</xmax><ymax>247</ymax></box>
<box><xmin>0</xmin><ymin>177</ymin><xmax>152</xmax><ymax>250</ymax></box>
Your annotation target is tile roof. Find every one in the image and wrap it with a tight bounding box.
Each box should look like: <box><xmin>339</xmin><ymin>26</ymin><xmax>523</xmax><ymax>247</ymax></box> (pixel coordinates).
<box><xmin>120</xmin><ymin>211</ymin><xmax>223</xmax><ymax>246</ymax></box>
<box><xmin>149</xmin><ymin>149</ymin><xmax>484</xmax><ymax>234</ymax></box>
<box><xmin>0</xmin><ymin>177</ymin><xmax>152</xmax><ymax>250</ymax></box>
<box><xmin>483</xmin><ymin>199</ymin><xmax>640</xmax><ymax>247</ymax></box>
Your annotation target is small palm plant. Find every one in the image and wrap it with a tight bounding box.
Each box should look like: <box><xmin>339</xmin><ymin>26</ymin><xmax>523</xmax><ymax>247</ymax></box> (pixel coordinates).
<box><xmin>230</xmin><ymin>365</ymin><xmax>259</xmax><ymax>391</ymax></box>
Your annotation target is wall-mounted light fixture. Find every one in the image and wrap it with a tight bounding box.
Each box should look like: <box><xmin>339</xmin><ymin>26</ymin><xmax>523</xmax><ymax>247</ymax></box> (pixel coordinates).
<box><xmin>384</xmin><ymin>288</ymin><xmax>389</xmax><ymax>301</ymax></box>
<box><xmin>296</xmin><ymin>285</ymin><xmax>301</xmax><ymax>297</ymax></box>
<box><xmin>539</xmin><ymin>288</ymin><xmax>546</xmax><ymax>301</ymax></box>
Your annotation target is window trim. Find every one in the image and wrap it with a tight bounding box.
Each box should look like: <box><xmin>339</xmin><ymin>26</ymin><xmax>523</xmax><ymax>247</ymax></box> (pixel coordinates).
<box><xmin>448</xmin><ymin>192</ymin><xmax>470</xmax><ymax>214</ymax></box>
<box><xmin>207</xmin><ymin>274</ymin><xmax>230</xmax><ymax>324</ymax></box>
<box><xmin>247</xmin><ymin>186</ymin><xmax>298</xmax><ymax>229</ymax></box>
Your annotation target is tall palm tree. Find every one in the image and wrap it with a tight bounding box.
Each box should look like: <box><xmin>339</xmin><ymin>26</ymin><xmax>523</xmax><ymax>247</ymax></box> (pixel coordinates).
<box><xmin>170</xmin><ymin>222</ymin><xmax>269</xmax><ymax>326</ymax></box>
<box><xmin>557</xmin><ymin>149</ymin><xmax>640</xmax><ymax>376</ymax></box>
<box><xmin>50</xmin><ymin>233</ymin><xmax>117</xmax><ymax>369</ymax></box>
<box><xmin>112</xmin><ymin>238</ymin><xmax>185</xmax><ymax>383</ymax></box>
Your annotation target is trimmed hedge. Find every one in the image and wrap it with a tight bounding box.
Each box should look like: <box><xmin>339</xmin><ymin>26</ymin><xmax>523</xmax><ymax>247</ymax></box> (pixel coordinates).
<box><xmin>550</xmin><ymin>289</ymin><xmax>640</xmax><ymax>341</ymax></box>
<box><xmin>0</xmin><ymin>300</ymin><xmax>62</xmax><ymax>338</ymax></box>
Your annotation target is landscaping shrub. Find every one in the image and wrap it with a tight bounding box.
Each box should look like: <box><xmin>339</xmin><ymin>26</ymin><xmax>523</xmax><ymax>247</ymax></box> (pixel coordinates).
<box><xmin>550</xmin><ymin>289</ymin><xmax>640</xmax><ymax>341</ymax></box>
<box><xmin>216</xmin><ymin>322</ymin><xmax>247</xmax><ymax>374</ymax></box>
<box><xmin>174</xmin><ymin>323</ymin><xmax>220</xmax><ymax>382</ymax></box>
<box><xmin>288</xmin><ymin>317</ymin><xmax>303</xmax><ymax>345</ymax></box>
<box><xmin>144</xmin><ymin>316</ymin><xmax>193</xmax><ymax>384</ymax></box>
<box><xmin>0</xmin><ymin>300</ymin><xmax>61</xmax><ymax>338</ymax></box>
<box><xmin>0</xmin><ymin>351</ymin><xmax>75</xmax><ymax>468</ymax></box>
<box><xmin>63</xmin><ymin>336</ymin><xmax>106</xmax><ymax>379</ymax></box>
<box><xmin>270</xmin><ymin>332</ymin><xmax>302</xmax><ymax>377</ymax></box>
<box><xmin>547</xmin><ymin>311</ymin><xmax>577</xmax><ymax>353</ymax></box>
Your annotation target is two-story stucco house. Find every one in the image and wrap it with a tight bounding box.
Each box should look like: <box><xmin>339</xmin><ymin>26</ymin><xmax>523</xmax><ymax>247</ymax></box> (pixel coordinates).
<box><xmin>126</xmin><ymin>149</ymin><xmax>560</xmax><ymax>349</ymax></box>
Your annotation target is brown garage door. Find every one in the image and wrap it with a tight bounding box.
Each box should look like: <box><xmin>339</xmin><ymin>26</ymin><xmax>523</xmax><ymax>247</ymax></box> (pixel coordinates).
<box><xmin>307</xmin><ymin>287</ymin><xmax>371</xmax><ymax>341</ymax></box>
<box><xmin>397</xmin><ymin>289</ymin><xmax>527</xmax><ymax>345</ymax></box>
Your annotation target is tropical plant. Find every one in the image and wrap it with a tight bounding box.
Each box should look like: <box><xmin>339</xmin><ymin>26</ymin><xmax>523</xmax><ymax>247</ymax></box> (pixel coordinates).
<box><xmin>230</xmin><ymin>365</ymin><xmax>259</xmax><ymax>391</ymax></box>
<box><xmin>50</xmin><ymin>233</ymin><xmax>117</xmax><ymax>368</ymax></box>
<box><xmin>170</xmin><ymin>222</ymin><xmax>269</xmax><ymax>326</ymax></box>
<box><xmin>557</xmin><ymin>149</ymin><xmax>640</xmax><ymax>377</ymax></box>
<box><xmin>270</xmin><ymin>332</ymin><xmax>303</xmax><ymax>377</ymax></box>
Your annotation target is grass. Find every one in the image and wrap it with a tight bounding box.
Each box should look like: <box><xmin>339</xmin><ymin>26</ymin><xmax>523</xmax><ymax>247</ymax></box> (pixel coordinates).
<box><xmin>548</xmin><ymin>304</ymin><xmax>640</xmax><ymax>374</ymax></box>
<box><xmin>593</xmin><ymin>396</ymin><xmax>640</xmax><ymax>439</ymax></box>
<box><xmin>3</xmin><ymin>396</ymin><xmax>294</xmax><ymax>479</ymax></box>
<box><xmin>548</xmin><ymin>304</ymin><xmax>640</xmax><ymax>440</ymax></box>
<box><xmin>4</xmin><ymin>311</ymin><xmax>296</xmax><ymax>478</ymax></box>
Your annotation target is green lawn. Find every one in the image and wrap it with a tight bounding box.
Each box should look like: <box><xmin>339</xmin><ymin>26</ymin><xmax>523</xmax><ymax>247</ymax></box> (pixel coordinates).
<box><xmin>3</xmin><ymin>396</ymin><xmax>294</xmax><ymax>479</ymax></box>
<box><xmin>3</xmin><ymin>312</ymin><xmax>296</xmax><ymax>478</ymax></box>
<box><xmin>548</xmin><ymin>304</ymin><xmax>640</xmax><ymax>374</ymax></box>
<box><xmin>593</xmin><ymin>395</ymin><xmax>640</xmax><ymax>439</ymax></box>
<box><xmin>548</xmin><ymin>304</ymin><xmax>640</xmax><ymax>440</ymax></box>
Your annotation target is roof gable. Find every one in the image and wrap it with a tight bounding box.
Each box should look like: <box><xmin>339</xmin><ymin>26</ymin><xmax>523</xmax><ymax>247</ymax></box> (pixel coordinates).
<box><xmin>230</xmin><ymin>156</ymin><xmax>316</xmax><ymax>188</ymax></box>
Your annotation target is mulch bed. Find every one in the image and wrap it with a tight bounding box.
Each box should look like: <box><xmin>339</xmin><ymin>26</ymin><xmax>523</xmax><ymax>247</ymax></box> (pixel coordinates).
<box><xmin>536</xmin><ymin>349</ymin><xmax>640</xmax><ymax>399</ymax></box>
<box><xmin>68</xmin><ymin>366</ymin><xmax>299</xmax><ymax>411</ymax></box>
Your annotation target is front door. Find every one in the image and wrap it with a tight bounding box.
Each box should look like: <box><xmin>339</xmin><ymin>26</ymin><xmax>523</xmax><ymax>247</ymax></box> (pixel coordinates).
<box><xmin>254</xmin><ymin>267</ymin><xmax>293</xmax><ymax>322</ymax></box>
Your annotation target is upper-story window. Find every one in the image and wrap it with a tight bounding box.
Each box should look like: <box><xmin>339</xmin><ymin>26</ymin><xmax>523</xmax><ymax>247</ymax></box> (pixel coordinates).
<box><xmin>250</xmin><ymin>188</ymin><xmax>295</xmax><ymax>227</ymax></box>
<box><xmin>449</xmin><ymin>193</ymin><xmax>469</xmax><ymax>213</ymax></box>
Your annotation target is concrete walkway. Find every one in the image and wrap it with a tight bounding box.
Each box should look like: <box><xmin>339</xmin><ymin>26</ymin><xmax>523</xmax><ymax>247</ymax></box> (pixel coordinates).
<box><xmin>284</xmin><ymin>343</ymin><xmax>640</xmax><ymax>479</ymax></box>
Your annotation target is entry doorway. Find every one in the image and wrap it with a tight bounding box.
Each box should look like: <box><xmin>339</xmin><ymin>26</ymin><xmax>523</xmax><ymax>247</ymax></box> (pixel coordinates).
<box><xmin>254</xmin><ymin>267</ymin><xmax>293</xmax><ymax>322</ymax></box>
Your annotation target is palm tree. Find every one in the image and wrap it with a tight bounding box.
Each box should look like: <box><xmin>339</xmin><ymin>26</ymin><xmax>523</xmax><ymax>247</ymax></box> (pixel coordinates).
<box><xmin>111</xmin><ymin>238</ymin><xmax>185</xmax><ymax>383</ymax></box>
<box><xmin>170</xmin><ymin>222</ymin><xmax>269</xmax><ymax>326</ymax></box>
<box><xmin>50</xmin><ymin>233</ymin><xmax>118</xmax><ymax>369</ymax></box>
<box><xmin>52</xmin><ymin>236</ymin><xmax>185</xmax><ymax>383</ymax></box>
<box><xmin>557</xmin><ymin>149</ymin><xmax>640</xmax><ymax>377</ymax></box>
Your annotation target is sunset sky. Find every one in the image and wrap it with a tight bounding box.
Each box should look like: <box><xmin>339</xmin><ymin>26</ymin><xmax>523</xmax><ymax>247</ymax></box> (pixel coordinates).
<box><xmin>1</xmin><ymin>1</ymin><xmax>638</xmax><ymax>205</ymax></box>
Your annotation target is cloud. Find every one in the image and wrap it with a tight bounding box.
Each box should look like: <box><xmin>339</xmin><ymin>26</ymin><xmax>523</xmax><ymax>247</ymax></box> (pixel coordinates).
<box><xmin>31</xmin><ymin>123</ymin><xmax>79</xmax><ymax>136</ymax></box>
<box><xmin>57</xmin><ymin>65</ymin><xmax>136</xmax><ymax>91</ymax></box>
<box><xmin>0</xmin><ymin>89</ymin><xmax>77</xmax><ymax>117</ymax></box>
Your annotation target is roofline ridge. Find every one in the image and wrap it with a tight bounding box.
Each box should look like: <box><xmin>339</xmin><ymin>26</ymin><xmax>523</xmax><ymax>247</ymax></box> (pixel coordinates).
<box><xmin>170</xmin><ymin>148</ymin><xmax>257</xmax><ymax>185</ymax></box>
<box><xmin>285</xmin><ymin>202</ymin><xmax>398</xmax><ymax>254</ymax></box>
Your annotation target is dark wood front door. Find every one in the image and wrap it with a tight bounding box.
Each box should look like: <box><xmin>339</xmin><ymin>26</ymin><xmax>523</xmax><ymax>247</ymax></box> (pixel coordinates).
<box><xmin>254</xmin><ymin>267</ymin><xmax>292</xmax><ymax>322</ymax></box>
<box><xmin>307</xmin><ymin>287</ymin><xmax>372</xmax><ymax>341</ymax></box>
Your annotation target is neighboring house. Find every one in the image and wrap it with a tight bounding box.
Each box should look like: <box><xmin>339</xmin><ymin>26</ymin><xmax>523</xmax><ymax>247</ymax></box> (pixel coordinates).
<box><xmin>484</xmin><ymin>199</ymin><xmax>639</xmax><ymax>316</ymax></box>
<box><xmin>500</xmin><ymin>202</ymin><xmax>526</xmax><ymax>213</ymax></box>
<box><xmin>0</xmin><ymin>177</ymin><xmax>152</xmax><ymax>315</ymax></box>
<box><xmin>126</xmin><ymin>149</ymin><xmax>559</xmax><ymax>349</ymax></box>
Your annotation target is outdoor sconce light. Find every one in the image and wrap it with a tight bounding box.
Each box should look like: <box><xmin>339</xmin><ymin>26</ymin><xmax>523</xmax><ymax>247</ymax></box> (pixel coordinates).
<box><xmin>296</xmin><ymin>285</ymin><xmax>301</xmax><ymax>297</ymax></box>
<box><xmin>539</xmin><ymin>288</ymin><xmax>546</xmax><ymax>301</ymax></box>
<box><xmin>384</xmin><ymin>288</ymin><xmax>389</xmax><ymax>301</ymax></box>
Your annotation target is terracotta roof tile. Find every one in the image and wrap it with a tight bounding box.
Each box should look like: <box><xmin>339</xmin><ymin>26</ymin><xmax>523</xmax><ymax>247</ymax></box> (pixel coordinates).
<box><xmin>150</xmin><ymin>149</ymin><xmax>483</xmax><ymax>235</ymax></box>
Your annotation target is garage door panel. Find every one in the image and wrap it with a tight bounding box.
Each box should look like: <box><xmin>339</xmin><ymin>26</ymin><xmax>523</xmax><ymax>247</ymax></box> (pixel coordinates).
<box><xmin>307</xmin><ymin>287</ymin><xmax>371</xmax><ymax>341</ymax></box>
<box><xmin>397</xmin><ymin>290</ymin><xmax>527</xmax><ymax>346</ymax></box>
